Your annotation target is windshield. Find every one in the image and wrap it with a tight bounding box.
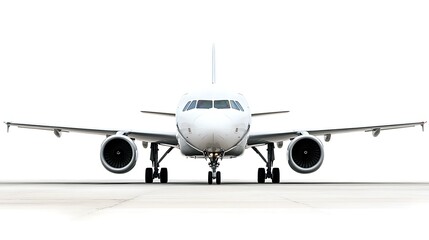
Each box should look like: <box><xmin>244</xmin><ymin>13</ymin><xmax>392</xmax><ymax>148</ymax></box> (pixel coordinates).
<box><xmin>214</xmin><ymin>100</ymin><xmax>230</xmax><ymax>109</ymax></box>
<box><xmin>183</xmin><ymin>99</ymin><xmax>244</xmax><ymax>111</ymax></box>
<box><xmin>197</xmin><ymin>100</ymin><xmax>213</xmax><ymax>109</ymax></box>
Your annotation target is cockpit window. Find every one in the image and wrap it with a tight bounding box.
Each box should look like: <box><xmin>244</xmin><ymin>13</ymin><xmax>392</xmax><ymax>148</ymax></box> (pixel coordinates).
<box><xmin>230</xmin><ymin>100</ymin><xmax>240</xmax><ymax>111</ymax></box>
<box><xmin>187</xmin><ymin>100</ymin><xmax>197</xmax><ymax>110</ymax></box>
<box><xmin>235</xmin><ymin>101</ymin><xmax>244</xmax><ymax>111</ymax></box>
<box><xmin>182</xmin><ymin>101</ymin><xmax>191</xmax><ymax>112</ymax></box>
<box><xmin>197</xmin><ymin>100</ymin><xmax>213</xmax><ymax>109</ymax></box>
<box><xmin>214</xmin><ymin>100</ymin><xmax>230</xmax><ymax>109</ymax></box>
<box><xmin>184</xmin><ymin>99</ymin><xmax>243</xmax><ymax>111</ymax></box>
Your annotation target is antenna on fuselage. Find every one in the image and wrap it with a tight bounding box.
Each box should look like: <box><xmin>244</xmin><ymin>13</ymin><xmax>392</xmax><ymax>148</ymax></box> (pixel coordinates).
<box><xmin>212</xmin><ymin>44</ymin><xmax>216</xmax><ymax>84</ymax></box>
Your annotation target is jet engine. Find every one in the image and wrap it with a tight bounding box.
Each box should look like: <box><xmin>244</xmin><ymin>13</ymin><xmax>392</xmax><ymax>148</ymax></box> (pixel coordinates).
<box><xmin>288</xmin><ymin>134</ymin><xmax>324</xmax><ymax>174</ymax></box>
<box><xmin>100</xmin><ymin>134</ymin><xmax>138</xmax><ymax>174</ymax></box>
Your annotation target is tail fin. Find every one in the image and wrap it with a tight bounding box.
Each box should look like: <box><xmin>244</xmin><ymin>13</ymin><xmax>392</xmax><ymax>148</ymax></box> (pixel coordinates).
<box><xmin>212</xmin><ymin>44</ymin><xmax>216</xmax><ymax>84</ymax></box>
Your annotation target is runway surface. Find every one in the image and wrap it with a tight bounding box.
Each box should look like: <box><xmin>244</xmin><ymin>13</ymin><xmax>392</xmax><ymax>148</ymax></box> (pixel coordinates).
<box><xmin>1</xmin><ymin>181</ymin><xmax>429</xmax><ymax>211</ymax></box>
<box><xmin>1</xmin><ymin>181</ymin><xmax>429</xmax><ymax>240</ymax></box>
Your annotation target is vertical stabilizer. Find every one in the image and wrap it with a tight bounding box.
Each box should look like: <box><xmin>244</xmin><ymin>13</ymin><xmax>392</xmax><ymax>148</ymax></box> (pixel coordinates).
<box><xmin>212</xmin><ymin>44</ymin><xmax>216</xmax><ymax>84</ymax></box>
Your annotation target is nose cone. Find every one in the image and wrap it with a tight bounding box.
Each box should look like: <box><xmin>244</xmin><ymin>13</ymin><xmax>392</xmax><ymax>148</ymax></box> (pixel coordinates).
<box><xmin>189</xmin><ymin>112</ymin><xmax>241</xmax><ymax>152</ymax></box>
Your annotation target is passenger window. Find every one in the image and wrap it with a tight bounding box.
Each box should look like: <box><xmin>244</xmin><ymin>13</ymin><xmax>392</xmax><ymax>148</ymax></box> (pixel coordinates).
<box><xmin>235</xmin><ymin>101</ymin><xmax>244</xmax><ymax>111</ymax></box>
<box><xmin>182</xmin><ymin>101</ymin><xmax>191</xmax><ymax>112</ymax></box>
<box><xmin>187</xmin><ymin>100</ymin><xmax>197</xmax><ymax>110</ymax></box>
<box><xmin>197</xmin><ymin>100</ymin><xmax>213</xmax><ymax>109</ymax></box>
<box><xmin>230</xmin><ymin>100</ymin><xmax>240</xmax><ymax>111</ymax></box>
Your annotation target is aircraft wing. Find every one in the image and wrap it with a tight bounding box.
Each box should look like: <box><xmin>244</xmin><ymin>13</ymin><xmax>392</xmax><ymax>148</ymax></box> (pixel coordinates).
<box><xmin>247</xmin><ymin>121</ymin><xmax>426</xmax><ymax>146</ymax></box>
<box><xmin>5</xmin><ymin>122</ymin><xmax>178</xmax><ymax>146</ymax></box>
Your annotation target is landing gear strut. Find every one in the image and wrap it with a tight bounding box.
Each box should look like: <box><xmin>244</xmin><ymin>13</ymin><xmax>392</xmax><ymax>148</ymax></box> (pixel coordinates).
<box><xmin>252</xmin><ymin>143</ymin><xmax>280</xmax><ymax>183</ymax></box>
<box><xmin>205</xmin><ymin>151</ymin><xmax>223</xmax><ymax>185</ymax></box>
<box><xmin>145</xmin><ymin>143</ymin><xmax>173</xmax><ymax>184</ymax></box>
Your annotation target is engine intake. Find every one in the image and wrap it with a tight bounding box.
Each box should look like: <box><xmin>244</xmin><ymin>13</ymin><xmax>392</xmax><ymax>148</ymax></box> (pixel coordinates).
<box><xmin>100</xmin><ymin>135</ymin><xmax>138</xmax><ymax>174</ymax></box>
<box><xmin>288</xmin><ymin>135</ymin><xmax>324</xmax><ymax>174</ymax></box>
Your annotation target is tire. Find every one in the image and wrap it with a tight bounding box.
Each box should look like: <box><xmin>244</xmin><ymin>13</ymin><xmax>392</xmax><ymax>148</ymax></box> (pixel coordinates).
<box><xmin>216</xmin><ymin>171</ymin><xmax>221</xmax><ymax>185</ymax></box>
<box><xmin>272</xmin><ymin>168</ymin><xmax>280</xmax><ymax>184</ymax></box>
<box><xmin>208</xmin><ymin>171</ymin><xmax>213</xmax><ymax>184</ymax></box>
<box><xmin>145</xmin><ymin>168</ymin><xmax>153</xmax><ymax>183</ymax></box>
<box><xmin>160</xmin><ymin>168</ymin><xmax>168</xmax><ymax>183</ymax></box>
<box><xmin>258</xmin><ymin>168</ymin><xmax>265</xmax><ymax>183</ymax></box>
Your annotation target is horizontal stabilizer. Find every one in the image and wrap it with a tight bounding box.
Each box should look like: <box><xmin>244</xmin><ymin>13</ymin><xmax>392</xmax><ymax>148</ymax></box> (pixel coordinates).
<box><xmin>251</xmin><ymin>111</ymin><xmax>290</xmax><ymax>117</ymax></box>
<box><xmin>140</xmin><ymin>111</ymin><xmax>176</xmax><ymax>117</ymax></box>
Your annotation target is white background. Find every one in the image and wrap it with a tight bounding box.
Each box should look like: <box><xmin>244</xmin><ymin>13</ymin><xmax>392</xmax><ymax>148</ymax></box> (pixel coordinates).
<box><xmin>0</xmin><ymin>0</ymin><xmax>428</xmax><ymax>182</ymax></box>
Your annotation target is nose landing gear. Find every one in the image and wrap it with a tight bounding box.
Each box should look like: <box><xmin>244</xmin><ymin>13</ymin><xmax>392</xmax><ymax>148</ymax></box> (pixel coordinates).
<box><xmin>205</xmin><ymin>151</ymin><xmax>223</xmax><ymax>185</ymax></box>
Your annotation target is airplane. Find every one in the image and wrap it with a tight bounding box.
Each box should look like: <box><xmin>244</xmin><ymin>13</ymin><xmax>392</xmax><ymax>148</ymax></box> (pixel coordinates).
<box><xmin>5</xmin><ymin>46</ymin><xmax>426</xmax><ymax>184</ymax></box>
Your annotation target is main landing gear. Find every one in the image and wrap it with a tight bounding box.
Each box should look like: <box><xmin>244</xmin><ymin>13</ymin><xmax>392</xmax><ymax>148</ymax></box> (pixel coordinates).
<box><xmin>252</xmin><ymin>143</ymin><xmax>280</xmax><ymax>184</ymax></box>
<box><xmin>205</xmin><ymin>151</ymin><xmax>223</xmax><ymax>185</ymax></box>
<box><xmin>145</xmin><ymin>143</ymin><xmax>173</xmax><ymax>184</ymax></box>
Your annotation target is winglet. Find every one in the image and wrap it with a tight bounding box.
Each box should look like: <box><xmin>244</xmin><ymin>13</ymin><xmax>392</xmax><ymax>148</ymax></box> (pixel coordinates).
<box><xmin>422</xmin><ymin>121</ymin><xmax>426</xmax><ymax>132</ymax></box>
<box><xmin>5</xmin><ymin>122</ymin><xmax>10</xmax><ymax>133</ymax></box>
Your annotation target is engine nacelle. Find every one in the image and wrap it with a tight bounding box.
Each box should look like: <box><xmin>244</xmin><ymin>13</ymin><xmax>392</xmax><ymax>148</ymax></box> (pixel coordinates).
<box><xmin>100</xmin><ymin>135</ymin><xmax>138</xmax><ymax>174</ymax></box>
<box><xmin>288</xmin><ymin>135</ymin><xmax>324</xmax><ymax>174</ymax></box>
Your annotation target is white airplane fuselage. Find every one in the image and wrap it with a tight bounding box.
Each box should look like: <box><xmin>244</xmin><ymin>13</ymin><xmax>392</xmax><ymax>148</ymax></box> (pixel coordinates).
<box><xmin>176</xmin><ymin>86</ymin><xmax>251</xmax><ymax>158</ymax></box>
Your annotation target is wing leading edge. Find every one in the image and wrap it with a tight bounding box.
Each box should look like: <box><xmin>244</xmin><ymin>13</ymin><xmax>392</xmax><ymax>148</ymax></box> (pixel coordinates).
<box><xmin>5</xmin><ymin>122</ymin><xmax>178</xmax><ymax>146</ymax></box>
<box><xmin>247</xmin><ymin>121</ymin><xmax>426</xmax><ymax>146</ymax></box>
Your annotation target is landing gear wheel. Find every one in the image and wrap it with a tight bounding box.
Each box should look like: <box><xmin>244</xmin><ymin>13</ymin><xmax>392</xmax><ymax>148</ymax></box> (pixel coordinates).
<box><xmin>208</xmin><ymin>171</ymin><xmax>213</xmax><ymax>185</ymax></box>
<box><xmin>257</xmin><ymin>168</ymin><xmax>265</xmax><ymax>183</ymax></box>
<box><xmin>216</xmin><ymin>172</ymin><xmax>221</xmax><ymax>185</ymax></box>
<box><xmin>145</xmin><ymin>168</ymin><xmax>153</xmax><ymax>183</ymax></box>
<box><xmin>272</xmin><ymin>168</ymin><xmax>280</xmax><ymax>184</ymax></box>
<box><xmin>160</xmin><ymin>168</ymin><xmax>168</xmax><ymax>183</ymax></box>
